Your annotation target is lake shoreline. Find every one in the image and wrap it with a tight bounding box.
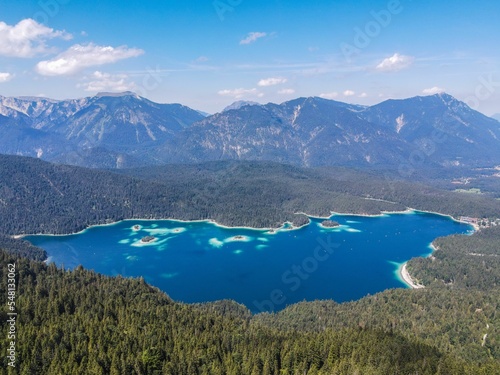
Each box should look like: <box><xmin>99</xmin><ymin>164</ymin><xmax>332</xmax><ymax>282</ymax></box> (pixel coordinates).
<box><xmin>296</xmin><ymin>208</ymin><xmax>415</xmax><ymax>220</ymax></box>
<box><xmin>25</xmin><ymin>210</ymin><xmax>472</xmax><ymax>311</ymax></box>
<box><xmin>14</xmin><ymin>208</ymin><xmax>476</xmax><ymax>240</ymax></box>
<box><xmin>399</xmin><ymin>262</ymin><xmax>425</xmax><ymax>289</ymax></box>
<box><xmin>407</xmin><ymin>209</ymin><xmax>479</xmax><ymax>232</ymax></box>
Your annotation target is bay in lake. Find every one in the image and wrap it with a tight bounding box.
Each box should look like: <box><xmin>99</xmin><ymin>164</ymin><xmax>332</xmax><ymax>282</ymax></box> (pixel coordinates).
<box><xmin>26</xmin><ymin>211</ymin><xmax>472</xmax><ymax>312</ymax></box>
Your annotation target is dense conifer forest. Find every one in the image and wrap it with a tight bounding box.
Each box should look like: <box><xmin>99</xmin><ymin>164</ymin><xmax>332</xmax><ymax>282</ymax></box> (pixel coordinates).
<box><xmin>1</xmin><ymin>154</ymin><xmax>500</xmax><ymax>373</ymax></box>
<box><xmin>1</xmin><ymin>155</ymin><xmax>499</xmax><ymax>235</ymax></box>
<box><xmin>0</xmin><ymin>235</ymin><xmax>46</xmax><ymax>262</ymax></box>
<box><xmin>407</xmin><ymin>226</ymin><xmax>500</xmax><ymax>290</ymax></box>
<box><xmin>1</xmin><ymin>249</ymin><xmax>499</xmax><ymax>374</ymax></box>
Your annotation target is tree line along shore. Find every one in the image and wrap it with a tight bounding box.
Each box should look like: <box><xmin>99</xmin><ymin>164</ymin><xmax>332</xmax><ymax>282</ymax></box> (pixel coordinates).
<box><xmin>1</xmin><ymin>156</ymin><xmax>499</xmax><ymax>373</ymax></box>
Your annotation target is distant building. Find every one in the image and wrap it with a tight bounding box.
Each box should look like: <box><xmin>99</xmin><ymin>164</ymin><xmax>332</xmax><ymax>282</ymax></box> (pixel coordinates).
<box><xmin>459</xmin><ymin>216</ymin><xmax>479</xmax><ymax>224</ymax></box>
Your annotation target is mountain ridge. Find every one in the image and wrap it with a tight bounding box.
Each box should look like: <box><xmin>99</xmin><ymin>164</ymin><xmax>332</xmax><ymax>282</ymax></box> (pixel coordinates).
<box><xmin>162</xmin><ymin>93</ymin><xmax>500</xmax><ymax>170</ymax></box>
<box><xmin>0</xmin><ymin>92</ymin><xmax>499</xmax><ymax>171</ymax></box>
<box><xmin>0</xmin><ymin>92</ymin><xmax>206</xmax><ymax>167</ymax></box>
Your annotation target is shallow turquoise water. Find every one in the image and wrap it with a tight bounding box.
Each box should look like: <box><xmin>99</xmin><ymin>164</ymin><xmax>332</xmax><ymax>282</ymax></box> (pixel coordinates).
<box><xmin>26</xmin><ymin>211</ymin><xmax>472</xmax><ymax>312</ymax></box>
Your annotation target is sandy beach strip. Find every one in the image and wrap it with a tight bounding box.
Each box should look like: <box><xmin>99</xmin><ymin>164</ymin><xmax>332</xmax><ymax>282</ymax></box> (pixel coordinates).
<box><xmin>400</xmin><ymin>262</ymin><xmax>425</xmax><ymax>289</ymax></box>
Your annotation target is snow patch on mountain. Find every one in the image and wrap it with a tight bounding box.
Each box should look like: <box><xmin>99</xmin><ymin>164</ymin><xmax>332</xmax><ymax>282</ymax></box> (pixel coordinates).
<box><xmin>395</xmin><ymin>114</ymin><xmax>406</xmax><ymax>133</ymax></box>
<box><xmin>292</xmin><ymin>105</ymin><xmax>301</xmax><ymax>128</ymax></box>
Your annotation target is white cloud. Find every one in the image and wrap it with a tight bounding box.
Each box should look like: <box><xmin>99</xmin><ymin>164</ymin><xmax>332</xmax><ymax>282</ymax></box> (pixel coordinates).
<box><xmin>78</xmin><ymin>71</ymin><xmax>136</xmax><ymax>92</ymax></box>
<box><xmin>422</xmin><ymin>86</ymin><xmax>445</xmax><ymax>95</ymax></box>
<box><xmin>36</xmin><ymin>43</ymin><xmax>144</xmax><ymax>76</ymax></box>
<box><xmin>240</xmin><ymin>32</ymin><xmax>267</xmax><ymax>45</ymax></box>
<box><xmin>343</xmin><ymin>90</ymin><xmax>356</xmax><ymax>97</ymax></box>
<box><xmin>320</xmin><ymin>92</ymin><xmax>339</xmax><ymax>99</ymax></box>
<box><xmin>0</xmin><ymin>18</ymin><xmax>71</xmax><ymax>58</ymax></box>
<box><xmin>358</xmin><ymin>92</ymin><xmax>368</xmax><ymax>98</ymax></box>
<box><xmin>278</xmin><ymin>88</ymin><xmax>295</xmax><ymax>95</ymax></box>
<box><xmin>258</xmin><ymin>77</ymin><xmax>287</xmax><ymax>87</ymax></box>
<box><xmin>194</xmin><ymin>56</ymin><xmax>209</xmax><ymax>63</ymax></box>
<box><xmin>376</xmin><ymin>53</ymin><xmax>414</xmax><ymax>72</ymax></box>
<box><xmin>218</xmin><ymin>88</ymin><xmax>262</xmax><ymax>99</ymax></box>
<box><xmin>0</xmin><ymin>72</ymin><xmax>13</xmax><ymax>83</ymax></box>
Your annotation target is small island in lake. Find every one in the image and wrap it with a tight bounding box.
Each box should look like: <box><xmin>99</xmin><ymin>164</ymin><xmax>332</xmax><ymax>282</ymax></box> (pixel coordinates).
<box><xmin>320</xmin><ymin>220</ymin><xmax>340</xmax><ymax>228</ymax></box>
<box><xmin>141</xmin><ymin>236</ymin><xmax>157</xmax><ymax>243</ymax></box>
<box><xmin>132</xmin><ymin>225</ymin><xmax>141</xmax><ymax>231</ymax></box>
<box><xmin>225</xmin><ymin>235</ymin><xmax>251</xmax><ymax>243</ymax></box>
<box><xmin>232</xmin><ymin>235</ymin><xmax>246</xmax><ymax>241</ymax></box>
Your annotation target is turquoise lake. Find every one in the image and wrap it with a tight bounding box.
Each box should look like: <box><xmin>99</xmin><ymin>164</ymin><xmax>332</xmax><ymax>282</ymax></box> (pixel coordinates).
<box><xmin>26</xmin><ymin>211</ymin><xmax>473</xmax><ymax>313</ymax></box>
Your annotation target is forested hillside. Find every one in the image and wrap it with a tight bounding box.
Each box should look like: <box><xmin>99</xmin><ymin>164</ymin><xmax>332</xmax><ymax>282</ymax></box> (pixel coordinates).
<box><xmin>1</xmin><ymin>155</ymin><xmax>499</xmax><ymax>236</ymax></box>
<box><xmin>121</xmin><ymin>161</ymin><xmax>500</xmax><ymax>219</ymax></box>
<box><xmin>2</xmin><ymin>155</ymin><xmax>500</xmax><ymax>373</ymax></box>
<box><xmin>0</xmin><ymin>235</ymin><xmax>46</xmax><ymax>261</ymax></box>
<box><xmin>253</xmin><ymin>288</ymin><xmax>500</xmax><ymax>364</ymax></box>
<box><xmin>254</xmin><ymin>225</ymin><xmax>500</xmax><ymax>363</ymax></box>
<box><xmin>1</xmin><ymin>249</ymin><xmax>499</xmax><ymax>374</ymax></box>
<box><xmin>407</xmin><ymin>226</ymin><xmax>500</xmax><ymax>290</ymax></box>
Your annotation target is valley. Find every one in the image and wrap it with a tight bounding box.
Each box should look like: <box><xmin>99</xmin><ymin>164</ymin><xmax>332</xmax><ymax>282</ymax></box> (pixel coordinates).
<box><xmin>0</xmin><ymin>94</ymin><xmax>499</xmax><ymax>374</ymax></box>
<box><xmin>1</xmin><ymin>1</ymin><xmax>500</xmax><ymax>373</ymax></box>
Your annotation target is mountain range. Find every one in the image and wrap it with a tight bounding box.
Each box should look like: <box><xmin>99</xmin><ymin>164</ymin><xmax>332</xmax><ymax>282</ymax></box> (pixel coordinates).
<box><xmin>0</xmin><ymin>91</ymin><xmax>205</xmax><ymax>168</ymax></box>
<box><xmin>0</xmin><ymin>91</ymin><xmax>499</xmax><ymax>171</ymax></box>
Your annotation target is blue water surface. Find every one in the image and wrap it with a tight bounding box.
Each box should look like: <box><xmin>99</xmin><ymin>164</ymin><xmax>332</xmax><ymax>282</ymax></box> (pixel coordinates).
<box><xmin>26</xmin><ymin>211</ymin><xmax>472</xmax><ymax>312</ymax></box>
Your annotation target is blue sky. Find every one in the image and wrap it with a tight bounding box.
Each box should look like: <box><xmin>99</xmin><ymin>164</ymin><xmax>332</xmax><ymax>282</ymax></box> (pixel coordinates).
<box><xmin>0</xmin><ymin>0</ymin><xmax>499</xmax><ymax>115</ymax></box>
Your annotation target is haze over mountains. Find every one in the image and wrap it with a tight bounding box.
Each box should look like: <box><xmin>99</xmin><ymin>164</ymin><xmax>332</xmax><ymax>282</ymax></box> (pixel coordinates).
<box><xmin>0</xmin><ymin>91</ymin><xmax>499</xmax><ymax>171</ymax></box>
